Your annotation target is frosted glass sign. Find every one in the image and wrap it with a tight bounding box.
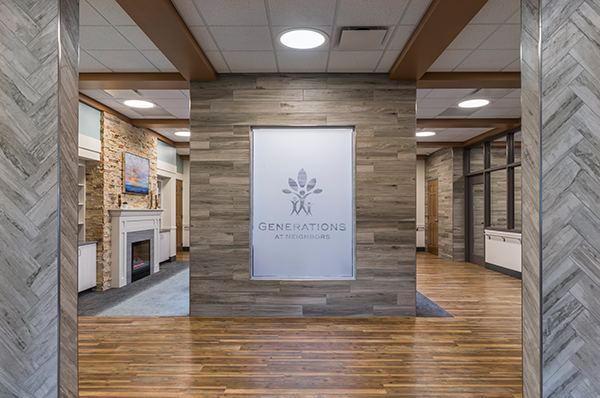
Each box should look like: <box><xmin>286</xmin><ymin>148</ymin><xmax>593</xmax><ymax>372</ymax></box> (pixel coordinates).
<box><xmin>251</xmin><ymin>127</ymin><xmax>356</xmax><ymax>279</ymax></box>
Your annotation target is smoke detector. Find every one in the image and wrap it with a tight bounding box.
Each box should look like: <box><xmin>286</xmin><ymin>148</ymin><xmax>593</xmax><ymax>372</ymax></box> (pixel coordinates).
<box><xmin>338</xmin><ymin>27</ymin><xmax>387</xmax><ymax>50</ymax></box>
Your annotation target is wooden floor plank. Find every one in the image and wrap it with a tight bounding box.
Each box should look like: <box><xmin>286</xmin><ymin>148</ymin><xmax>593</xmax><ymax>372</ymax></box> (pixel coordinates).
<box><xmin>79</xmin><ymin>253</ymin><xmax>522</xmax><ymax>397</ymax></box>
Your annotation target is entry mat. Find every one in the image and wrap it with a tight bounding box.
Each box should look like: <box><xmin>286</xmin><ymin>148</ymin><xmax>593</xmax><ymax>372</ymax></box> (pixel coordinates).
<box><xmin>79</xmin><ymin>263</ymin><xmax>452</xmax><ymax>318</ymax></box>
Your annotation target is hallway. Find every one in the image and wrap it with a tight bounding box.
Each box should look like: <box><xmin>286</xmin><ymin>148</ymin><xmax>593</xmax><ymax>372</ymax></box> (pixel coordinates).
<box><xmin>78</xmin><ymin>253</ymin><xmax>522</xmax><ymax>397</ymax></box>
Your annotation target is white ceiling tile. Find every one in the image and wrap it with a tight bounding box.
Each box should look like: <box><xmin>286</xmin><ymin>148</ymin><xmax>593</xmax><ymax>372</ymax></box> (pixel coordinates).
<box><xmin>425</xmin><ymin>89</ymin><xmax>475</xmax><ymax>99</ymax></box>
<box><xmin>86</xmin><ymin>0</ymin><xmax>136</xmax><ymax>25</ymax></box>
<box><xmin>470</xmin><ymin>0</ymin><xmax>521</xmax><ymax>24</ymax></box>
<box><xmin>479</xmin><ymin>24</ymin><xmax>520</xmax><ymax>50</ymax></box>
<box><xmin>222</xmin><ymin>51</ymin><xmax>277</xmax><ymax>72</ymax></box>
<box><xmin>502</xmin><ymin>58</ymin><xmax>521</xmax><ymax>72</ymax></box>
<box><xmin>80</xmin><ymin>0</ymin><xmax>109</xmax><ymax>25</ymax></box>
<box><xmin>506</xmin><ymin>10</ymin><xmax>520</xmax><ymax>24</ymax></box>
<box><xmin>386</xmin><ymin>25</ymin><xmax>415</xmax><ymax>50</ymax></box>
<box><xmin>189</xmin><ymin>27</ymin><xmax>219</xmax><ymax>51</ymax></box>
<box><xmin>418</xmin><ymin>98</ymin><xmax>459</xmax><ymax>108</ymax></box>
<box><xmin>103</xmin><ymin>89</ymin><xmax>143</xmax><ymax>99</ymax></box>
<box><xmin>336</xmin><ymin>0</ymin><xmax>410</xmax><ymax>26</ymax></box>
<box><xmin>375</xmin><ymin>51</ymin><xmax>399</xmax><ymax>73</ymax></box>
<box><xmin>181</xmin><ymin>90</ymin><xmax>190</xmax><ymax>98</ymax></box>
<box><xmin>204</xmin><ymin>52</ymin><xmax>230</xmax><ymax>73</ymax></box>
<box><xmin>277</xmin><ymin>51</ymin><xmax>328</xmax><ymax>72</ymax></box>
<box><xmin>115</xmin><ymin>26</ymin><xmax>158</xmax><ymax>51</ymax></box>
<box><xmin>328</xmin><ymin>51</ymin><xmax>383</xmax><ymax>72</ymax></box>
<box><xmin>80</xmin><ymin>89</ymin><xmax>111</xmax><ymax>99</ymax></box>
<box><xmin>80</xmin><ymin>26</ymin><xmax>135</xmax><ymax>50</ymax></box>
<box><xmin>416</xmin><ymin>89</ymin><xmax>431</xmax><ymax>99</ymax></box>
<box><xmin>167</xmin><ymin>108</ymin><xmax>191</xmax><ymax>118</ymax></box>
<box><xmin>137</xmin><ymin>90</ymin><xmax>188</xmax><ymax>99</ymax></box>
<box><xmin>153</xmin><ymin>98</ymin><xmax>190</xmax><ymax>109</ymax></box>
<box><xmin>428</xmin><ymin>50</ymin><xmax>472</xmax><ymax>71</ymax></box>
<box><xmin>503</xmin><ymin>89</ymin><xmax>522</xmax><ymax>98</ymax></box>
<box><xmin>141</xmin><ymin>51</ymin><xmax>178</xmax><ymax>72</ymax></box>
<box><xmin>455</xmin><ymin>49</ymin><xmax>520</xmax><ymax>71</ymax></box>
<box><xmin>193</xmin><ymin>0</ymin><xmax>268</xmax><ymax>26</ymax></box>
<box><xmin>500</xmin><ymin>108</ymin><xmax>522</xmax><ymax>118</ymax></box>
<box><xmin>211</xmin><ymin>26</ymin><xmax>273</xmax><ymax>51</ymax></box>
<box><xmin>87</xmin><ymin>50</ymin><xmax>159</xmax><ymax>72</ymax></box>
<box><xmin>491</xmin><ymin>97</ymin><xmax>521</xmax><ymax>108</ymax></box>
<box><xmin>267</xmin><ymin>0</ymin><xmax>337</xmax><ymax>26</ymax></box>
<box><xmin>172</xmin><ymin>0</ymin><xmax>204</xmax><ymax>26</ymax></box>
<box><xmin>468</xmin><ymin>107</ymin><xmax>514</xmax><ymax>118</ymax></box>
<box><xmin>447</xmin><ymin>24</ymin><xmax>499</xmax><ymax>50</ymax></box>
<box><xmin>79</xmin><ymin>51</ymin><xmax>110</xmax><ymax>72</ymax></box>
<box><xmin>400</xmin><ymin>0</ymin><xmax>433</xmax><ymax>25</ymax></box>
<box><xmin>416</xmin><ymin>108</ymin><xmax>446</xmax><ymax>118</ymax></box>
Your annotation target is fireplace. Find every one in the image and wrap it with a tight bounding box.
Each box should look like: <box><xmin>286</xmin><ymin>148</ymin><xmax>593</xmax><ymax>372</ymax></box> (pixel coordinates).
<box><xmin>131</xmin><ymin>240</ymin><xmax>151</xmax><ymax>282</ymax></box>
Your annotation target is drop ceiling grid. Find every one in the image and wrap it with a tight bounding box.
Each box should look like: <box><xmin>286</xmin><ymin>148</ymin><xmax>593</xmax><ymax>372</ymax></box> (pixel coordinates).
<box><xmin>80</xmin><ymin>0</ymin><xmax>177</xmax><ymax>73</ymax></box>
<box><xmin>170</xmin><ymin>0</ymin><xmax>433</xmax><ymax>73</ymax></box>
<box><xmin>428</xmin><ymin>0</ymin><xmax>521</xmax><ymax>73</ymax></box>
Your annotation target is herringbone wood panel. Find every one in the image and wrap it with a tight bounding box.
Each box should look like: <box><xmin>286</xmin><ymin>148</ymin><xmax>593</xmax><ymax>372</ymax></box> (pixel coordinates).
<box><xmin>78</xmin><ymin>253</ymin><xmax>523</xmax><ymax>397</ymax></box>
<box><xmin>0</xmin><ymin>0</ymin><xmax>78</xmax><ymax>397</ymax></box>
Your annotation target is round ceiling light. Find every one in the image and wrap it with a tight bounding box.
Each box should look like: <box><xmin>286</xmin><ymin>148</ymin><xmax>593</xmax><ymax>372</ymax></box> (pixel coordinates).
<box><xmin>416</xmin><ymin>131</ymin><xmax>436</xmax><ymax>137</ymax></box>
<box><xmin>458</xmin><ymin>99</ymin><xmax>490</xmax><ymax>108</ymax></box>
<box><xmin>279</xmin><ymin>29</ymin><xmax>328</xmax><ymax>49</ymax></box>
<box><xmin>174</xmin><ymin>131</ymin><xmax>190</xmax><ymax>137</ymax></box>
<box><xmin>124</xmin><ymin>99</ymin><xmax>155</xmax><ymax>108</ymax></box>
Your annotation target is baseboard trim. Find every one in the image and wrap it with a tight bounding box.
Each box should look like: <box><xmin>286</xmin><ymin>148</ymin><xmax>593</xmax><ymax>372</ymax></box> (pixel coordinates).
<box><xmin>183</xmin><ymin>247</ymin><xmax>190</xmax><ymax>252</ymax></box>
<box><xmin>416</xmin><ymin>247</ymin><xmax>426</xmax><ymax>252</ymax></box>
<box><xmin>169</xmin><ymin>255</ymin><xmax>177</xmax><ymax>262</ymax></box>
<box><xmin>485</xmin><ymin>262</ymin><xmax>522</xmax><ymax>279</ymax></box>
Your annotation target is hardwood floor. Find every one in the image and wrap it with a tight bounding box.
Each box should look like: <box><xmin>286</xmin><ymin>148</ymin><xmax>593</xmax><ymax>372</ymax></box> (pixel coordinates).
<box><xmin>78</xmin><ymin>253</ymin><xmax>522</xmax><ymax>397</ymax></box>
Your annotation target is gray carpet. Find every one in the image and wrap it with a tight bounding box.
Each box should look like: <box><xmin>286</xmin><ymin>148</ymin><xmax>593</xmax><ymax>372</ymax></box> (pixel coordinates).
<box><xmin>79</xmin><ymin>261</ymin><xmax>452</xmax><ymax>318</ymax></box>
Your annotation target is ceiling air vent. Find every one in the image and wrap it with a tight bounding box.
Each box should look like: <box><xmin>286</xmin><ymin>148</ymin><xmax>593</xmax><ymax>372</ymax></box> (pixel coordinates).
<box><xmin>338</xmin><ymin>27</ymin><xmax>387</xmax><ymax>50</ymax></box>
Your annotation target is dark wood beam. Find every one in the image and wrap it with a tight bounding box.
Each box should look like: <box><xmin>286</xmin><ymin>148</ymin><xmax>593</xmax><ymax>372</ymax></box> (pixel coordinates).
<box><xmin>416</xmin><ymin>142</ymin><xmax>465</xmax><ymax>148</ymax></box>
<box><xmin>389</xmin><ymin>0</ymin><xmax>489</xmax><ymax>80</ymax></box>
<box><xmin>179</xmin><ymin>155</ymin><xmax>190</xmax><ymax>160</ymax></box>
<box><xmin>417</xmin><ymin>118</ymin><xmax>521</xmax><ymax>129</ymax></box>
<box><xmin>116</xmin><ymin>0</ymin><xmax>216</xmax><ymax>81</ymax></box>
<box><xmin>417</xmin><ymin>72</ymin><xmax>521</xmax><ymax>89</ymax></box>
<box><xmin>417</xmin><ymin>155</ymin><xmax>428</xmax><ymax>160</ymax></box>
<box><xmin>463</xmin><ymin>126</ymin><xmax>520</xmax><ymax>147</ymax></box>
<box><xmin>79</xmin><ymin>73</ymin><xmax>188</xmax><ymax>90</ymax></box>
<box><xmin>130</xmin><ymin>119</ymin><xmax>190</xmax><ymax>129</ymax></box>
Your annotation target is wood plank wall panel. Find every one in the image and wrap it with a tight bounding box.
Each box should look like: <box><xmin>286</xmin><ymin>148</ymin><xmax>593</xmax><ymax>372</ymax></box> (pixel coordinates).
<box><xmin>190</xmin><ymin>74</ymin><xmax>416</xmax><ymax>317</ymax></box>
<box><xmin>521</xmin><ymin>1</ymin><xmax>600</xmax><ymax>397</ymax></box>
<box><xmin>0</xmin><ymin>0</ymin><xmax>79</xmax><ymax>396</ymax></box>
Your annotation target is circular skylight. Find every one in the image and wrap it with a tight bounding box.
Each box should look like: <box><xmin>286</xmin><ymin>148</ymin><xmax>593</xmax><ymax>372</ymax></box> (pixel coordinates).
<box><xmin>416</xmin><ymin>131</ymin><xmax>436</xmax><ymax>137</ymax></box>
<box><xmin>279</xmin><ymin>29</ymin><xmax>328</xmax><ymax>49</ymax></box>
<box><xmin>458</xmin><ymin>99</ymin><xmax>490</xmax><ymax>108</ymax></box>
<box><xmin>174</xmin><ymin>131</ymin><xmax>190</xmax><ymax>137</ymax></box>
<box><xmin>124</xmin><ymin>99</ymin><xmax>155</xmax><ymax>108</ymax></box>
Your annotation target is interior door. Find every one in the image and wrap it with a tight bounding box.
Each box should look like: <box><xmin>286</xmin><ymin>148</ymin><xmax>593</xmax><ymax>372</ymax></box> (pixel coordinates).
<box><xmin>176</xmin><ymin>179</ymin><xmax>183</xmax><ymax>253</ymax></box>
<box><xmin>467</xmin><ymin>174</ymin><xmax>485</xmax><ymax>265</ymax></box>
<box><xmin>428</xmin><ymin>179</ymin><xmax>438</xmax><ymax>256</ymax></box>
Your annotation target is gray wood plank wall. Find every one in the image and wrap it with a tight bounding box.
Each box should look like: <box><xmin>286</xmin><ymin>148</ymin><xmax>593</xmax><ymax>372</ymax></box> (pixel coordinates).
<box><xmin>190</xmin><ymin>74</ymin><xmax>416</xmax><ymax>317</ymax></box>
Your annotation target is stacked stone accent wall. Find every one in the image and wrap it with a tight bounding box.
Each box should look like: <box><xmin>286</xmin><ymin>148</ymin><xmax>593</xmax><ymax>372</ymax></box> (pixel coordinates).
<box><xmin>190</xmin><ymin>74</ymin><xmax>417</xmax><ymax>317</ymax></box>
<box><xmin>85</xmin><ymin>113</ymin><xmax>158</xmax><ymax>290</ymax></box>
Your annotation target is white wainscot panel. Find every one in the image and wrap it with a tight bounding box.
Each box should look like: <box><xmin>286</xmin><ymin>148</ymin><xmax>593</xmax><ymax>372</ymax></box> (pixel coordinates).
<box><xmin>485</xmin><ymin>229</ymin><xmax>521</xmax><ymax>273</ymax></box>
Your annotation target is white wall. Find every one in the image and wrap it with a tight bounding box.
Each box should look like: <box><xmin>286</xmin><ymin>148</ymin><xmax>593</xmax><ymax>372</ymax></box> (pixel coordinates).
<box><xmin>183</xmin><ymin>159</ymin><xmax>190</xmax><ymax>248</ymax></box>
<box><xmin>416</xmin><ymin>159</ymin><xmax>426</xmax><ymax>248</ymax></box>
<box><xmin>158</xmin><ymin>164</ymin><xmax>177</xmax><ymax>258</ymax></box>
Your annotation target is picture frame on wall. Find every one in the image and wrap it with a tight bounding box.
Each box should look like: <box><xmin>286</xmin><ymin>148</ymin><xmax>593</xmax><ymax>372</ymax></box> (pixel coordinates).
<box><xmin>123</xmin><ymin>152</ymin><xmax>150</xmax><ymax>195</ymax></box>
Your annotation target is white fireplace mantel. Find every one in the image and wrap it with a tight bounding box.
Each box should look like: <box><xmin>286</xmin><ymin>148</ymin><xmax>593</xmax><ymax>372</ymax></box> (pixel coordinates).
<box><xmin>110</xmin><ymin>209</ymin><xmax>163</xmax><ymax>288</ymax></box>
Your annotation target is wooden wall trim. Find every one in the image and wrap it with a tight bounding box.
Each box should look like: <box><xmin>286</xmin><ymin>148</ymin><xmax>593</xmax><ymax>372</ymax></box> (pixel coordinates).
<box><xmin>79</xmin><ymin>73</ymin><xmax>189</xmax><ymax>90</ymax></box>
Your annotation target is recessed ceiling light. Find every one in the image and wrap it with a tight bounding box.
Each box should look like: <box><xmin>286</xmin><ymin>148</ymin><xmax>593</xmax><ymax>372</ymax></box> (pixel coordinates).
<box><xmin>124</xmin><ymin>99</ymin><xmax>155</xmax><ymax>108</ymax></box>
<box><xmin>279</xmin><ymin>29</ymin><xmax>328</xmax><ymax>49</ymax></box>
<box><xmin>174</xmin><ymin>131</ymin><xmax>190</xmax><ymax>137</ymax></box>
<box><xmin>458</xmin><ymin>99</ymin><xmax>490</xmax><ymax>108</ymax></box>
<box><xmin>416</xmin><ymin>131</ymin><xmax>436</xmax><ymax>137</ymax></box>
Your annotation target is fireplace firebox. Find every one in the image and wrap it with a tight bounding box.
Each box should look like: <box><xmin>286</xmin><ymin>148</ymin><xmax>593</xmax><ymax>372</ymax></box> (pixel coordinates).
<box><xmin>131</xmin><ymin>239</ymin><xmax>151</xmax><ymax>282</ymax></box>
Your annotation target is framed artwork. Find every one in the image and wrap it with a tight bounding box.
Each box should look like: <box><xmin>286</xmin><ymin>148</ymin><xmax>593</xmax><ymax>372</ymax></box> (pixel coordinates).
<box><xmin>123</xmin><ymin>152</ymin><xmax>150</xmax><ymax>195</ymax></box>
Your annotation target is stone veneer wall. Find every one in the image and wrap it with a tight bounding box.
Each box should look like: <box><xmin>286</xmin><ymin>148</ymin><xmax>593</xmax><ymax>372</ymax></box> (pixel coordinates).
<box><xmin>522</xmin><ymin>0</ymin><xmax>600</xmax><ymax>396</ymax></box>
<box><xmin>85</xmin><ymin>113</ymin><xmax>158</xmax><ymax>290</ymax></box>
<box><xmin>425</xmin><ymin>148</ymin><xmax>465</xmax><ymax>262</ymax></box>
<box><xmin>190</xmin><ymin>74</ymin><xmax>416</xmax><ymax>317</ymax></box>
<box><xmin>0</xmin><ymin>0</ymin><xmax>79</xmax><ymax>396</ymax></box>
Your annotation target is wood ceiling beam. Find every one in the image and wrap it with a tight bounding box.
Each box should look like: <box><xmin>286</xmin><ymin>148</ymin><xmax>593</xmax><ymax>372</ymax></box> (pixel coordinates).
<box><xmin>79</xmin><ymin>73</ymin><xmax>189</xmax><ymax>90</ymax></box>
<box><xmin>417</xmin><ymin>118</ymin><xmax>521</xmax><ymax>129</ymax></box>
<box><xmin>416</xmin><ymin>142</ymin><xmax>465</xmax><ymax>148</ymax></box>
<box><xmin>130</xmin><ymin>119</ymin><xmax>190</xmax><ymax>129</ymax></box>
<box><xmin>416</xmin><ymin>124</ymin><xmax>521</xmax><ymax>152</ymax></box>
<box><xmin>389</xmin><ymin>0</ymin><xmax>489</xmax><ymax>80</ymax></box>
<box><xmin>115</xmin><ymin>0</ymin><xmax>216</xmax><ymax>81</ymax></box>
<box><xmin>417</xmin><ymin>72</ymin><xmax>521</xmax><ymax>89</ymax></box>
